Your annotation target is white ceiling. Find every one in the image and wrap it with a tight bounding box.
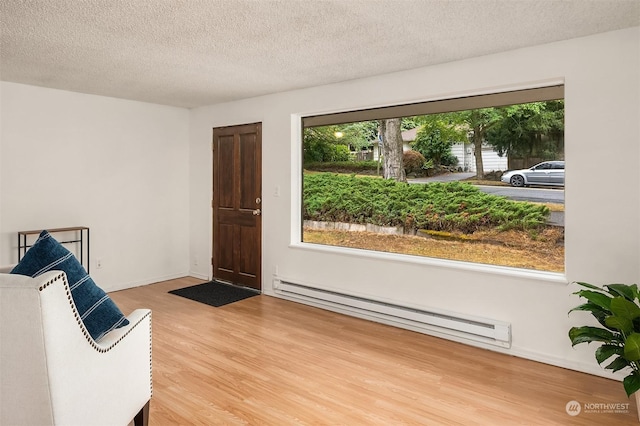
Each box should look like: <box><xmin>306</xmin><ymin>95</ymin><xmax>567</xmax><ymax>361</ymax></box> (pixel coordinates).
<box><xmin>1</xmin><ymin>0</ymin><xmax>638</xmax><ymax>108</ymax></box>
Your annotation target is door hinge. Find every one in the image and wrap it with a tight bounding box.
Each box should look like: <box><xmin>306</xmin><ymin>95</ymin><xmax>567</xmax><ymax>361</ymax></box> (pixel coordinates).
<box><xmin>211</xmin><ymin>257</ymin><xmax>214</xmax><ymax>265</ymax></box>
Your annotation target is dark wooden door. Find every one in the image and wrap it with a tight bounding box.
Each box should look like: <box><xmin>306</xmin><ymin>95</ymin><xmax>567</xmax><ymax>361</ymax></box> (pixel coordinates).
<box><xmin>212</xmin><ymin>123</ymin><xmax>262</xmax><ymax>290</ymax></box>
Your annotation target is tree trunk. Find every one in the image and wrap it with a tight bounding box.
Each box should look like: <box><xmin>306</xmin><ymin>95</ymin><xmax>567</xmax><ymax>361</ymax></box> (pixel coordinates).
<box><xmin>472</xmin><ymin>125</ymin><xmax>485</xmax><ymax>179</ymax></box>
<box><xmin>379</xmin><ymin>119</ymin><xmax>406</xmax><ymax>182</ymax></box>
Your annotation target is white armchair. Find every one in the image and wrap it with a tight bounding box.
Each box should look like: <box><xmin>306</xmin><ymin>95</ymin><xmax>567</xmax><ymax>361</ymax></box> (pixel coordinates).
<box><xmin>0</xmin><ymin>271</ymin><xmax>152</xmax><ymax>426</ymax></box>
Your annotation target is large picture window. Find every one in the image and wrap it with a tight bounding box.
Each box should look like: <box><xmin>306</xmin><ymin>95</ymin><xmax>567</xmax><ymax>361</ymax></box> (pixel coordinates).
<box><xmin>301</xmin><ymin>86</ymin><xmax>565</xmax><ymax>273</ymax></box>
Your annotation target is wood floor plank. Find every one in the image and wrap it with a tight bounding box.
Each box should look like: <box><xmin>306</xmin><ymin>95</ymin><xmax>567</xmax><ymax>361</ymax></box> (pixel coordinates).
<box><xmin>110</xmin><ymin>277</ymin><xmax>638</xmax><ymax>425</ymax></box>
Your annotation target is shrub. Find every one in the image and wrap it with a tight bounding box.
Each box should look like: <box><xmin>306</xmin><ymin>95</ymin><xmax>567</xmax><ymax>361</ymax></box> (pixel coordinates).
<box><xmin>413</xmin><ymin>128</ymin><xmax>454</xmax><ymax>166</ymax></box>
<box><xmin>403</xmin><ymin>150</ymin><xmax>426</xmax><ymax>175</ymax></box>
<box><xmin>303</xmin><ymin>172</ymin><xmax>549</xmax><ymax>234</ymax></box>
<box><xmin>305</xmin><ymin>161</ymin><xmax>379</xmax><ymax>174</ymax></box>
<box><xmin>303</xmin><ymin>141</ymin><xmax>350</xmax><ymax>162</ymax></box>
<box><xmin>333</xmin><ymin>145</ymin><xmax>351</xmax><ymax>162</ymax></box>
<box><xmin>440</xmin><ymin>152</ymin><xmax>459</xmax><ymax>167</ymax></box>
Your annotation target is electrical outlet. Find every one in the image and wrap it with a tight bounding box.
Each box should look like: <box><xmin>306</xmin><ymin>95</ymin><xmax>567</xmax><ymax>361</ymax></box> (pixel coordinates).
<box><xmin>194</xmin><ymin>257</ymin><xmax>199</xmax><ymax>266</ymax></box>
<box><xmin>96</xmin><ymin>258</ymin><xmax>103</xmax><ymax>269</ymax></box>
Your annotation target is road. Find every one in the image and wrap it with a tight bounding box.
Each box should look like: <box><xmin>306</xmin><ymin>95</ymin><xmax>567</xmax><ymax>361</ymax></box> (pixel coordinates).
<box><xmin>475</xmin><ymin>185</ymin><xmax>564</xmax><ymax>204</ymax></box>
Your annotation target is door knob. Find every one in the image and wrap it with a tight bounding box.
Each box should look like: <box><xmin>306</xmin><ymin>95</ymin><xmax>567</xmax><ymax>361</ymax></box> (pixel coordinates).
<box><xmin>253</xmin><ymin>209</ymin><xmax>261</xmax><ymax>216</ymax></box>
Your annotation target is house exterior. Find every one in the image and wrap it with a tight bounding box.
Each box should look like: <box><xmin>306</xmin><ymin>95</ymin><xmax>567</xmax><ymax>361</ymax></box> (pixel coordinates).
<box><xmin>361</xmin><ymin>127</ymin><xmax>508</xmax><ymax>173</ymax></box>
<box><xmin>450</xmin><ymin>142</ymin><xmax>508</xmax><ymax>173</ymax></box>
<box><xmin>406</xmin><ymin>126</ymin><xmax>508</xmax><ymax>173</ymax></box>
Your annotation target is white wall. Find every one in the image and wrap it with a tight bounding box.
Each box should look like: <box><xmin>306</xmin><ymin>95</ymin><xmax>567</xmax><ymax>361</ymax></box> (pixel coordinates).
<box><xmin>189</xmin><ymin>27</ymin><xmax>640</xmax><ymax>378</ymax></box>
<box><xmin>0</xmin><ymin>82</ymin><xmax>3</xmax><ymax>252</ymax></box>
<box><xmin>0</xmin><ymin>83</ymin><xmax>190</xmax><ymax>291</ymax></box>
<box><xmin>451</xmin><ymin>142</ymin><xmax>508</xmax><ymax>173</ymax></box>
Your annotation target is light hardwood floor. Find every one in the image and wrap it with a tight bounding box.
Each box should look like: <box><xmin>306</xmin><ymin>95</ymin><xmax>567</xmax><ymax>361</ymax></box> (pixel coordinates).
<box><xmin>111</xmin><ymin>277</ymin><xmax>638</xmax><ymax>425</ymax></box>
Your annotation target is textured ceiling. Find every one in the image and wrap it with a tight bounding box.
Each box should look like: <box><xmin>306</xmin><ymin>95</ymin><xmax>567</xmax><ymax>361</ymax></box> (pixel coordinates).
<box><xmin>1</xmin><ymin>0</ymin><xmax>639</xmax><ymax>108</ymax></box>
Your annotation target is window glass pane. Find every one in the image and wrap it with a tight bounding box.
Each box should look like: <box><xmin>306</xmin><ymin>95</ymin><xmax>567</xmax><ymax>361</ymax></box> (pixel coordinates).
<box><xmin>302</xmin><ymin>88</ymin><xmax>565</xmax><ymax>273</ymax></box>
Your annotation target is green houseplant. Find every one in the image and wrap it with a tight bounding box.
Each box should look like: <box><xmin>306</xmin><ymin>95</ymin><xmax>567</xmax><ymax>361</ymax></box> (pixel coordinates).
<box><xmin>569</xmin><ymin>281</ymin><xmax>640</xmax><ymax>397</ymax></box>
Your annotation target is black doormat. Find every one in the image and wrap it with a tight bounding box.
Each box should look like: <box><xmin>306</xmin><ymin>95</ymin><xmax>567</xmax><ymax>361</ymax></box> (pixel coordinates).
<box><xmin>169</xmin><ymin>281</ymin><xmax>259</xmax><ymax>307</ymax></box>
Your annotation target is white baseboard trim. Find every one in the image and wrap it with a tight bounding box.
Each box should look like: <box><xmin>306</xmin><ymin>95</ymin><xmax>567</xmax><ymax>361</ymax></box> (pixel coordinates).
<box><xmin>506</xmin><ymin>347</ymin><xmax>623</xmax><ymax>382</ymax></box>
<box><xmin>108</xmin><ymin>271</ymin><xmax>191</xmax><ymax>292</ymax></box>
<box><xmin>188</xmin><ymin>271</ymin><xmax>209</xmax><ymax>280</ymax></box>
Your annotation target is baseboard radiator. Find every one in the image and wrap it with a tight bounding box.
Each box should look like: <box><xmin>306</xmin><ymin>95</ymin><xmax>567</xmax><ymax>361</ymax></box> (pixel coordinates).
<box><xmin>273</xmin><ymin>278</ymin><xmax>511</xmax><ymax>348</ymax></box>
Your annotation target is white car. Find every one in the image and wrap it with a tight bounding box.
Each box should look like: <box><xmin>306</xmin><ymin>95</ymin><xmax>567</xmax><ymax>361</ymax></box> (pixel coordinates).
<box><xmin>500</xmin><ymin>161</ymin><xmax>565</xmax><ymax>187</ymax></box>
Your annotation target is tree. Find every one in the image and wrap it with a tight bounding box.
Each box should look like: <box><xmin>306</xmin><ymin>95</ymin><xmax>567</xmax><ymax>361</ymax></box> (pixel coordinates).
<box><xmin>460</xmin><ymin>108</ymin><xmax>502</xmax><ymax>179</ymax></box>
<box><xmin>303</xmin><ymin>126</ymin><xmax>351</xmax><ymax>163</ymax></box>
<box><xmin>303</xmin><ymin>122</ymin><xmax>379</xmax><ymax>163</ymax></box>
<box><xmin>379</xmin><ymin>118</ymin><xmax>406</xmax><ymax>182</ymax></box>
<box><xmin>412</xmin><ymin>115</ymin><xmax>467</xmax><ymax>167</ymax></box>
<box><xmin>486</xmin><ymin>101</ymin><xmax>564</xmax><ymax>164</ymax></box>
<box><xmin>338</xmin><ymin>121</ymin><xmax>379</xmax><ymax>152</ymax></box>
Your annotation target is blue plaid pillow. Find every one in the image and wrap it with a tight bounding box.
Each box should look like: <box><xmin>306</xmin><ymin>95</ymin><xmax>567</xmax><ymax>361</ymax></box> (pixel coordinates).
<box><xmin>11</xmin><ymin>230</ymin><xmax>129</xmax><ymax>341</ymax></box>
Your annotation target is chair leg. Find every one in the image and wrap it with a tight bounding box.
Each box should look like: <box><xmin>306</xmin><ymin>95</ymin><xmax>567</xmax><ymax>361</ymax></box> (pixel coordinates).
<box><xmin>134</xmin><ymin>400</ymin><xmax>150</xmax><ymax>426</ymax></box>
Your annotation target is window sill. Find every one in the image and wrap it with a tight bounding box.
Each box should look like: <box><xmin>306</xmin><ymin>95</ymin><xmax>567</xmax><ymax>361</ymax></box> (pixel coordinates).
<box><xmin>289</xmin><ymin>241</ymin><xmax>567</xmax><ymax>284</ymax></box>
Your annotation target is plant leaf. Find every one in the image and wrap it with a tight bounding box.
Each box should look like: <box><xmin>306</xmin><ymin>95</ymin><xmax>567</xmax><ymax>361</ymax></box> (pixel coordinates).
<box><xmin>595</xmin><ymin>344</ymin><xmax>623</xmax><ymax>364</ymax></box>
<box><xmin>588</xmin><ymin>309</ymin><xmax>620</xmax><ymax>331</ymax></box>
<box><xmin>604</xmin><ymin>355</ymin><xmax>632</xmax><ymax>372</ymax></box>
<box><xmin>624</xmin><ymin>333</ymin><xmax>640</xmax><ymax>361</ymax></box>
<box><xmin>632</xmin><ymin>284</ymin><xmax>640</xmax><ymax>301</ymax></box>
<box><xmin>606</xmin><ymin>284</ymin><xmax>636</xmax><ymax>301</ymax></box>
<box><xmin>568</xmin><ymin>302</ymin><xmax>620</xmax><ymax>331</ymax></box>
<box><xmin>624</xmin><ymin>372</ymin><xmax>640</xmax><ymax>397</ymax></box>
<box><xmin>569</xmin><ymin>326</ymin><xmax>618</xmax><ymax>346</ymax></box>
<box><xmin>569</xmin><ymin>302</ymin><xmax>612</xmax><ymax>330</ymax></box>
<box><xmin>610</xmin><ymin>297</ymin><xmax>640</xmax><ymax>320</ymax></box>
<box><xmin>568</xmin><ymin>302</ymin><xmax>608</xmax><ymax>316</ymax></box>
<box><xmin>574</xmin><ymin>281</ymin><xmax>602</xmax><ymax>290</ymax></box>
<box><xmin>605</xmin><ymin>315</ymin><xmax>634</xmax><ymax>334</ymax></box>
<box><xmin>573</xmin><ymin>290</ymin><xmax>612</xmax><ymax>311</ymax></box>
